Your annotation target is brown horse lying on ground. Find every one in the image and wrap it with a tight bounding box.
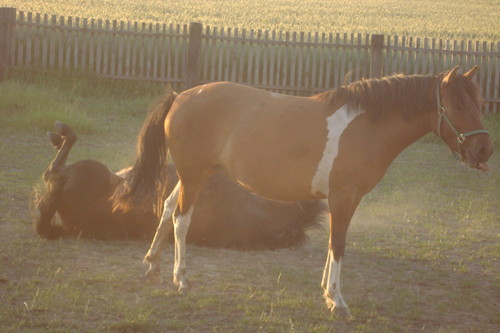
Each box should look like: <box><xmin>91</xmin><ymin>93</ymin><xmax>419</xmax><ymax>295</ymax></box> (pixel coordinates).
<box><xmin>33</xmin><ymin>121</ymin><xmax>323</xmax><ymax>250</ymax></box>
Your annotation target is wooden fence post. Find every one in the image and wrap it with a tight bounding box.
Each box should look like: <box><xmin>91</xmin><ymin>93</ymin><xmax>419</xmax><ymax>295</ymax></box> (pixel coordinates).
<box><xmin>370</xmin><ymin>34</ymin><xmax>384</xmax><ymax>78</ymax></box>
<box><xmin>0</xmin><ymin>7</ymin><xmax>16</xmax><ymax>80</ymax></box>
<box><xmin>185</xmin><ymin>22</ymin><xmax>202</xmax><ymax>89</ymax></box>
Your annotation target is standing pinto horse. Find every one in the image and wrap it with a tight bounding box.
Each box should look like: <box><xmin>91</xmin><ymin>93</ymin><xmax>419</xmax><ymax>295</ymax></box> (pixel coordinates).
<box><xmin>115</xmin><ymin>66</ymin><xmax>493</xmax><ymax>315</ymax></box>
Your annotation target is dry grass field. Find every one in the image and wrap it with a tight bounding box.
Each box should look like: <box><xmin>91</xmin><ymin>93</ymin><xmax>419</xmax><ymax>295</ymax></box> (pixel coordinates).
<box><xmin>4</xmin><ymin>0</ymin><xmax>500</xmax><ymax>40</ymax></box>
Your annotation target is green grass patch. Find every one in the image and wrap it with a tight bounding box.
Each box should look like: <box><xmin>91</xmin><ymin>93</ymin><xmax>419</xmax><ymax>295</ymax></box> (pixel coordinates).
<box><xmin>0</xmin><ymin>80</ymin><xmax>95</xmax><ymax>134</ymax></box>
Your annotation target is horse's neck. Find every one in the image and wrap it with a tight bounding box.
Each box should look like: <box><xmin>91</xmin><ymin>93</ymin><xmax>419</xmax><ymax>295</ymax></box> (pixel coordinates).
<box><xmin>368</xmin><ymin>109</ymin><xmax>433</xmax><ymax>163</ymax></box>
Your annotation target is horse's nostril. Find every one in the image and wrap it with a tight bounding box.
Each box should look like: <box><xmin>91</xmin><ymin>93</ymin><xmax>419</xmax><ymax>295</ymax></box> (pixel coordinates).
<box><xmin>478</xmin><ymin>143</ymin><xmax>493</xmax><ymax>161</ymax></box>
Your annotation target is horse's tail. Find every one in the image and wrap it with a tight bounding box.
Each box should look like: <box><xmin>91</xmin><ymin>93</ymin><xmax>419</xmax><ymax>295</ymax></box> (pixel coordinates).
<box><xmin>113</xmin><ymin>90</ymin><xmax>177</xmax><ymax>216</ymax></box>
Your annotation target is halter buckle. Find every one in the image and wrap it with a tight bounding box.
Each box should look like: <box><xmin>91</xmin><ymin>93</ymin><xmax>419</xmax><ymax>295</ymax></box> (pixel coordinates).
<box><xmin>438</xmin><ymin>106</ymin><xmax>446</xmax><ymax>115</ymax></box>
<box><xmin>457</xmin><ymin>133</ymin><xmax>466</xmax><ymax>144</ymax></box>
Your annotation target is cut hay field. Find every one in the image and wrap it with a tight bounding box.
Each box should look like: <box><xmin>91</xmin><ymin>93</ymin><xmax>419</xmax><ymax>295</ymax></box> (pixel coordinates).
<box><xmin>0</xmin><ymin>72</ymin><xmax>499</xmax><ymax>332</ymax></box>
<box><xmin>4</xmin><ymin>0</ymin><xmax>500</xmax><ymax>41</ymax></box>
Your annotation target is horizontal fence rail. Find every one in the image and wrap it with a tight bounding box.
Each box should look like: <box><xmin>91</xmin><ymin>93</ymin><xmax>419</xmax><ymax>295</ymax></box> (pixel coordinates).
<box><xmin>3</xmin><ymin>7</ymin><xmax>499</xmax><ymax>112</ymax></box>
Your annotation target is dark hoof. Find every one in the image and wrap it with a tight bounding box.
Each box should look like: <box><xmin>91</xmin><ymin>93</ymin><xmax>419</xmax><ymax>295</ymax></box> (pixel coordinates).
<box><xmin>47</xmin><ymin>132</ymin><xmax>63</xmax><ymax>149</ymax></box>
<box><xmin>55</xmin><ymin>121</ymin><xmax>77</xmax><ymax>142</ymax></box>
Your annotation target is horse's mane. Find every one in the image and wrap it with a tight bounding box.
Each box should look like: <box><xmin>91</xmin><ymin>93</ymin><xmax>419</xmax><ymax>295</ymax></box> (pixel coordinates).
<box><xmin>312</xmin><ymin>72</ymin><xmax>482</xmax><ymax>120</ymax></box>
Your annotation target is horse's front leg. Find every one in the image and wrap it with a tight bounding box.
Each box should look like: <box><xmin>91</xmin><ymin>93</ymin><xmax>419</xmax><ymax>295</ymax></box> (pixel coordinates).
<box><xmin>322</xmin><ymin>191</ymin><xmax>360</xmax><ymax>317</ymax></box>
<box><xmin>143</xmin><ymin>182</ymin><xmax>180</xmax><ymax>283</ymax></box>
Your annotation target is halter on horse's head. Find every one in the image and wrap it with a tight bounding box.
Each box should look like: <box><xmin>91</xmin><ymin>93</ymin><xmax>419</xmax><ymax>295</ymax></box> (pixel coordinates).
<box><xmin>434</xmin><ymin>66</ymin><xmax>493</xmax><ymax>170</ymax></box>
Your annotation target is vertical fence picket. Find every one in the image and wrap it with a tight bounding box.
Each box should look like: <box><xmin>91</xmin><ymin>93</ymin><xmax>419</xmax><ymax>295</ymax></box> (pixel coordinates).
<box><xmin>230</xmin><ymin>28</ymin><xmax>238</xmax><ymax>83</ymax></box>
<box><xmin>414</xmin><ymin>37</ymin><xmax>420</xmax><ymax>74</ymax></box>
<box><xmin>274</xmin><ymin>31</ymin><xmax>282</xmax><ymax>91</ymax></box>
<box><xmin>89</xmin><ymin>19</ymin><xmax>95</xmax><ymax>72</ymax></box>
<box><xmin>65</xmin><ymin>17</ymin><xmax>72</xmax><ymax>71</ymax></box>
<box><xmin>238</xmin><ymin>29</ymin><xmax>246</xmax><ymax>84</ymax></box>
<box><xmin>484</xmin><ymin>42</ymin><xmax>493</xmax><ymax>113</ymax></box>
<box><xmin>73</xmin><ymin>17</ymin><xmax>79</xmax><ymax>71</ymax></box>
<box><xmin>494</xmin><ymin>42</ymin><xmax>499</xmax><ymax>113</ymax></box>
<box><xmin>341</xmin><ymin>33</ymin><xmax>349</xmax><ymax>83</ymax></box>
<box><xmin>116</xmin><ymin>21</ymin><xmax>123</xmax><ymax>77</ymax></box>
<box><xmin>390</xmin><ymin>35</ymin><xmax>397</xmax><ymax>74</ymax></box>
<box><xmin>181</xmin><ymin>24</ymin><xmax>188</xmax><ymax>82</ymax></box>
<box><xmin>305</xmin><ymin>32</ymin><xmax>313</xmax><ymax>91</ymax></box>
<box><xmin>145</xmin><ymin>23</ymin><xmax>152</xmax><ymax>78</ymax></box>
<box><xmin>363</xmin><ymin>34</ymin><xmax>370</xmax><ymax>78</ymax></box>
<box><xmin>310</xmin><ymin>32</ymin><xmax>318</xmax><ymax>91</ymax></box>
<box><xmin>80</xmin><ymin>18</ymin><xmax>87</xmax><ymax>71</ymax></box>
<box><xmin>109</xmin><ymin>20</ymin><xmax>115</xmax><ymax>77</ymax></box>
<box><xmin>224</xmin><ymin>28</ymin><xmax>231</xmax><ymax>81</ymax></box>
<box><xmin>16</xmin><ymin>11</ymin><xmax>24</xmax><ymax>66</ymax></box>
<box><xmin>268</xmin><ymin>30</ymin><xmax>276</xmax><ymax>89</ymax></box>
<box><xmin>247</xmin><ymin>29</ymin><xmax>255</xmax><ymax>85</ymax></box>
<box><xmin>480</xmin><ymin>42</ymin><xmax>488</xmax><ymax>96</ymax></box>
<box><xmin>95</xmin><ymin>19</ymin><xmax>103</xmax><ymax>74</ymax></box>
<box><xmin>316</xmin><ymin>33</ymin><xmax>324</xmax><ymax>90</ymax></box>
<box><xmin>58</xmin><ymin>16</ymin><xmax>64</xmax><ymax>70</ymax></box>
<box><xmin>152</xmin><ymin>23</ymin><xmax>159</xmax><ymax>79</ymax></box>
<box><xmin>40</xmin><ymin>14</ymin><xmax>50</xmax><ymax>69</ymax></box>
<box><xmin>262</xmin><ymin>30</ymin><xmax>269</xmax><ymax>88</ymax></box>
<box><xmin>210</xmin><ymin>27</ymin><xmax>217</xmax><ymax>82</ymax></box>
<box><xmin>218</xmin><ymin>27</ymin><xmax>225</xmax><ymax>81</ymax></box>
<box><xmin>26</xmin><ymin>12</ymin><xmax>33</xmax><ymax>66</ymax></box>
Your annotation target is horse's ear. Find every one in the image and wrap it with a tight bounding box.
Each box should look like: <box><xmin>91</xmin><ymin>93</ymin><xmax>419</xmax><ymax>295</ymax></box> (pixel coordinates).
<box><xmin>463</xmin><ymin>66</ymin><xmax>478</xmax><ymax>80</ymax></box>
<box><xmin>443</xmin><ymin>66</ymin><xmax>460</xmax><ymax>84</ymax></box>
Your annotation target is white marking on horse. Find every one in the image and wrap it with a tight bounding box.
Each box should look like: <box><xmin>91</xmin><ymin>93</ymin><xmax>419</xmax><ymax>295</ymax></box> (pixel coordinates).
<box><xmin>323</xmin><ymin>254</ymin><xmax>347</xmax><ymax>311</ymax></box>
<box><xmin>173</xmin><ymin>206</ymin><xmax>194</xmax><ymax>289</ymax></box>
<box><xmin>144</xmin><ymin>181</ymin><xmax>181</xmax><ymax>282</ymax></box>
<box><xmin>311</xmin><ymin>105</ymin><xmax>361</xmax><ymax>197</ymax></box>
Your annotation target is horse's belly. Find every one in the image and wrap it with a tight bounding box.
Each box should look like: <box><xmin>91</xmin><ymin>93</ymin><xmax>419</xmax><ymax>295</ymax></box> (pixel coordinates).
<box><xmin>222</xmin><ymin>138</ymin><xmax>325</xmax><ymax>202</ymax></box>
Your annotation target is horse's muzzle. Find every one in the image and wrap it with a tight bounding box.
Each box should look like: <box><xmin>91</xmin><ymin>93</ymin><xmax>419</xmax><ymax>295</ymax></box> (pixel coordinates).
<box><xmin>462</xmin><ymin>134</ymin><xmax>494</xmax><ymax>171</ymax></box>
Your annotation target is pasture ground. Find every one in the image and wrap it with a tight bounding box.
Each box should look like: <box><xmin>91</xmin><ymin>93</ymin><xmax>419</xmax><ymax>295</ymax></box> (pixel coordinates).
<box><xmin>0</xmin><ymin>72</ymin><xmax>499</xmax><ymax>332</ymax></box>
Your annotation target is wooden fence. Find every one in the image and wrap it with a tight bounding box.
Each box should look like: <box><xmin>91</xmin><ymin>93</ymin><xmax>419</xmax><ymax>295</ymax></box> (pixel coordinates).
<box><xmin>1</xmin><ymin>7</ymin><xmax>499</xmax><ymax>112</ymax></box>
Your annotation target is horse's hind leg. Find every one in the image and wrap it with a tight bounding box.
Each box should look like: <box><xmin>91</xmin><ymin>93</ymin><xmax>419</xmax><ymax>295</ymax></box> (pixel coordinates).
<box><xmin>144</xmin><ymin>181</ymin><xmax>181</xmax><ymax>283</ymax></box>
<box><xmin>172</xmin><ymin>177</ymin><xmax>207</xmax><ymax>291</ymax></box>
<box><xmin>46</xmin><ymin>122</ymin><xmax>77</xmax><ymax>174</ymax></box>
